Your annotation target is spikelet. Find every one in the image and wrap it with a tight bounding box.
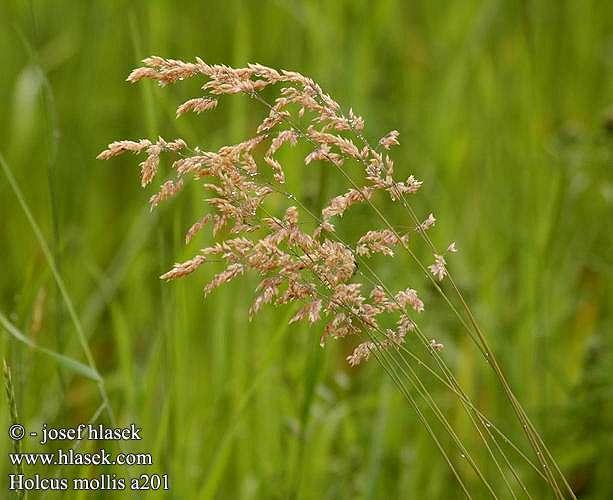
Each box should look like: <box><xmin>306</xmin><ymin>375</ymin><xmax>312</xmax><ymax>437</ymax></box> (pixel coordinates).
<box><xmin>149</xmin><ymin>179</ymin><xmax>184</xmax><ymax>209</ymax></box>
<box><xmin>176</xmin><ymin>98</ymin><xmax>218</xmax><ymax>117</ymax></box>
<box><xmin>161</xmin><ymin>254</ymin><xmax>207</xmax><ymax>281</ymax></box>
<box><xmin>379</xmin><ymin>130</ymin><xmax>400</xmax><ymax>150</ymax></box>
<box><xmin>429</xmin><ymin>254</ymin><xmax>448</xmax><ymax>281</ymax></box>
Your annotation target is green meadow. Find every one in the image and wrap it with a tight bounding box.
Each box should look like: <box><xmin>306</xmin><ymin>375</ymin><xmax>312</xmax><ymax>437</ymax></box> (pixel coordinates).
<box><xmin>1</xmin><ymin>1</ymin><xmax>611</xmax><ymax>498</ymax></box>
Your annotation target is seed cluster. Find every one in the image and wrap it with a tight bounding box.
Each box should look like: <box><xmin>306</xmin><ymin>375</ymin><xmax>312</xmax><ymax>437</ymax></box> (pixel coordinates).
<box><xmin>98</xmin><ymin>57</ymin><xmax>456</xmax><ymax>366</ymax></box>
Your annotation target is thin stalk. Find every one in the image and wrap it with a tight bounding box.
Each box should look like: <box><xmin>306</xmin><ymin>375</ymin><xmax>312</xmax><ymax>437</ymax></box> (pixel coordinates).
<box><xmin>0</xmin><ymin>152</ymin><xmax>115</xmax><ymax>426</ymax></box>
<box><xmin>3</xmin><ymin>360</ymin><xmax>26</xmax><ymax>499</ymax></box>
<box><xmin>368</xmin><ymin>339</ymin><xmax>472</xmax><ymax>498</ymax></box>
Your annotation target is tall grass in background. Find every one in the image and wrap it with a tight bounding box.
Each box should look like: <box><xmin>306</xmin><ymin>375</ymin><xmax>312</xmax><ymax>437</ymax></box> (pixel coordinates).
<box><xmin>0</xmin><ymin>1</ymin><xmax>611</xmax><ymax>499</ymax></box>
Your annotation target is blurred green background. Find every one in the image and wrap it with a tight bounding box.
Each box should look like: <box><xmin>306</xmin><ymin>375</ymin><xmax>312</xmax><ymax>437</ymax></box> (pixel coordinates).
<box><xmin>1</xmin><ymin>0</ymin><xmax>612</xmax><ymax>498</ymax></box>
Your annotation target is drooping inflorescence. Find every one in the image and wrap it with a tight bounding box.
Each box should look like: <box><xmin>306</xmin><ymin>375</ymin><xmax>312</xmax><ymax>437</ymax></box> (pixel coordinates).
<box><xmin>98</xmin><ymin>56</ymin><xmax>454</xmax><ymax>366</ymax></box>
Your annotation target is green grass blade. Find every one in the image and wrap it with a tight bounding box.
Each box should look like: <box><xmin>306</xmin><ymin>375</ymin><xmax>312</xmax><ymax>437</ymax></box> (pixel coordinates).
<box><xmin>0</xmin><ymin>311</ymin><xmax>101</xmax><ymax>382</ymax></box>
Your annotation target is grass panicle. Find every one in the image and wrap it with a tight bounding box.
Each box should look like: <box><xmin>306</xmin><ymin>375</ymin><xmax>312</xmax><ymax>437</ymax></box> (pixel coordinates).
<box><xmin>99</xmin><ymin>57</ymin><xmax>579</xmax><ymax>498</ymax></box>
